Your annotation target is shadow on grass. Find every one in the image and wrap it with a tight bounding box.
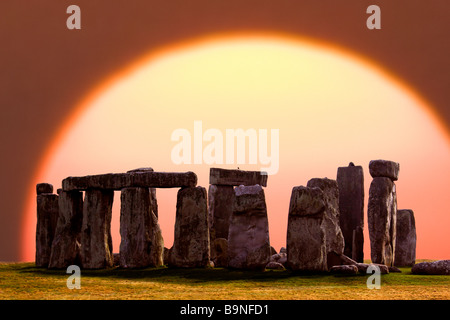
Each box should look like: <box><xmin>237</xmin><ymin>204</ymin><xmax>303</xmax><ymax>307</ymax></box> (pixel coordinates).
<box><xmin>17</xmin><ymin>263</ymin><xmax>368</xmax><ymax>285</ymax></box>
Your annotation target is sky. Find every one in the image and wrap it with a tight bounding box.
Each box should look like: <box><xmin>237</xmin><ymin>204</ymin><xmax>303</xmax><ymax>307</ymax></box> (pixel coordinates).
<box><xmin>0</xmin><ymin>1</ymin><xmax>449</xmax><ymax>262</ymax></box>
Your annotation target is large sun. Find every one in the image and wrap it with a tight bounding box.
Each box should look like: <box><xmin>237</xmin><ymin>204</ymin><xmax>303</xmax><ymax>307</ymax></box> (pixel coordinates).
<box><xmin>22</xmin><ymin>33</ymin><xmax>450</xmax><ymax>262</ymax></box>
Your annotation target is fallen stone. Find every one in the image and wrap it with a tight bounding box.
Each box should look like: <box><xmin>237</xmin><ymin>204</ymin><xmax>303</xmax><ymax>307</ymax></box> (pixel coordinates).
<box><xmin>278</xmin><ymin>253</ymin><xmax>287</xmax><ymax>266</ymax></box>
<box><xmin>228</xmin><ymin>185</ymin><xmax>271</xmax><ymax>270</ymax></box>
<box><xmin>209</xmin><ymin>168</ymin><xmax>268</xmax><ymax>187</ymax></box>
<box><xmin>356</xmin><ymin>263</ymin><xmax>389</xmax><ymax>274</ymax></box>
<box><xmin>280</xmin><ymin>247</ymin><xmax>286</xmax><ymax>254</ymax></box>
<box><xmin>286</xmin><ymin>186</ymin><xmax>327</xmax><ymax>272</ymax></box>
<box><xmin>307</xmin><ymin>178</ymin><xmax>345</xmax><ymax>270</ymax></box>
<box><xmin>62</xmin><ymin>171</ymin><xmax>197</xmax><ymax>191</ymax></box>
<box><xmin>211</xmin><ymin>238</ymin><xmax>228</xmax><ymax>267</ymax></box>
<box><xmin>35</xmin><ymin>193</ymin><xmax>59</xmax><ymax>267</ymax></box>
<box><xmin>369</xmin><ymin>159</ymin><xmax>400</xmax><ymax>181</ymax></box>
<box><xmin>336</xmin><ymin>163</ymin><xmax>365</xmax><ymax>262</ymax></box>
<box><xmin>389</xmin><ymin>266</ymin><xmax>402</xmax><ymax>273</ymax></box>
<box><xmin>169</xmin><ymin>187</ymin><xmax>210</xmax><ymax>268</ymax></box>
<box><xmin>395</xmin><ymin>209</ymin><xmax>416</xmax><ymax>267</ymax></box>
<box><xmin>119</xmin><ymin>187</ymin><xmax>164</xmax><ymax>268</ymax></box>
<box><xmin>411</xmin><ymin>260</ymin><xmax>450</xmax><ymax>275</ymax></box>
<box><xmin>330</xmin><ymin>265</ymin><xmax>359</xmax><ymax>275</ymax></box>
<box><xmin>266</xmin><ymin>262</ymin><xmax>286</xmax><ymax>270</ymax></box>
<box><xmin>48</xmin><ymin>190</ymin><xmax>83</xmax><ymax>269</ymax></box>
<box><xmin>368</xmin><ymin>177</ymin><xmax>397</xmax><ymax>267</ymax></box>
<box><xmin>208</xmin><ymin>184</ymin><xmax>234</xmax><ymax>241</ymax></box>
<box><xmin>270</xmin><ymin>246</ymin><xmax>277</xmax><ymax>256</ymax></box>
<box><xmin>80</xmin><ymin>189</ymin><xmax>114</xmax><ymax>269</ymax></box>
<box><xmin>36</xmin><ymin>183</ymin><xmax>53</xmax><ymax>195</ymax></box>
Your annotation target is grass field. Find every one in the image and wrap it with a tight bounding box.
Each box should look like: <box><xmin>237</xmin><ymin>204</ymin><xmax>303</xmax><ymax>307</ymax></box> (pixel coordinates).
<box><xmin>0</xmin><ymin>260</ymin><xmax>449</xmax><ymax>300</ymax></box>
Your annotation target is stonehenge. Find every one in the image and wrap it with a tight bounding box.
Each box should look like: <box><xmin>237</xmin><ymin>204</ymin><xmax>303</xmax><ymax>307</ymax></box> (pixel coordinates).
<box><xmin>36</xmin><ymin>160</ymin><xmax>418</xmax><ymax>273</ymax></box>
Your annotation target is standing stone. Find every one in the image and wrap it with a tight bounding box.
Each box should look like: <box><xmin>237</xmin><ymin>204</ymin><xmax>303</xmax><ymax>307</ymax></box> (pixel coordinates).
<box><xmin>126</xmin><ymin>168</ymin><xmax>158</xmax><ymax>218</ymax></box>
<box><xmin>368</xmin><ymin>177</ymin><xmax>397</xmax><ymax>266</ymax></box>
<box><xmin>286</xmin><ymin>186</ymin><xmax>327</xmax><ymax>272</ymax></box>
<box><xmin>211</xmin><ymin>238</ymin><xmax>228</xmax><ymax>267</ymax></box>
<box><xmin>169</xmin><ymin>187</ymin><xmax>210</xmax><ymax>267</ymax></box>
<box><xmin>35</xmin><ymin>192</ymin><xmax>59</xmax><ymax>267</ymax></box>
<box><xmin>337</xmin><ymin>163</ymin><xmax>365</xmax><ymax>262</ymax></box>
<box><xmin>48</xmin><ymin>190</ymin><xmax>83</xmax><ymax>269</ymax></box>
<box><xmin>208</xmin><ymin>184</ymin><xmax>234</xmax><ymax>241</ymax></box>
<box><xmin>395</xmin><ymin>209</ymin><xmax>416</xmax><ymax>267</ymax></box>
<box><xmin>307</xmin><ymin>178</ymin><xmax>345</xmax><ymax>270</ymax></box>
<box><xmin>36</xmin><ymin>183</ymin><xmax>54</xmax><ymax>195</ymax></box>
<box><xmin>228</xmin><ymin>185</ymin><xmax>271</xmax><ymax>270</ymax></box>
<box><xmin>81</xmin><ymin>189</ymin><xmax>114</xmax><ymax>269</ymax></box>
<box><xmin>119</xmin><ymin>187</ymin><xmax>164</xmax><ymax>268</ymax></box>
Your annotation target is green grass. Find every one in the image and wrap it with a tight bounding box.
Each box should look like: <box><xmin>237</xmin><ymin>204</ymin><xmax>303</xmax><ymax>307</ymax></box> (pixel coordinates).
<box><xmin>0</xmin><ymin>261</ymin><xmax>449</xmax><ymax>300</ymax></box>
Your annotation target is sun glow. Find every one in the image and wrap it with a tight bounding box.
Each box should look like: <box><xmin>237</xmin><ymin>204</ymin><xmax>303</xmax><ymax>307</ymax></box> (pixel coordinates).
<box><xmin>22</xmin><ymin>32</ymin><xmax>450</xmax><ymax>262</ymax></box>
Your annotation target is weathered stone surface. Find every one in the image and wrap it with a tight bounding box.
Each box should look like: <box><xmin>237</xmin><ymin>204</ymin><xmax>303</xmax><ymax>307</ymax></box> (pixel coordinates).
<box><xmin>356</xmin><ymin>263</ymin><xmax>389</xmax><ymax>274</ymax></box>
<box><xmin>330</xmin><ymin>265</ymin><xmax>359</xmax><ymax>275</ymax></box>
<box><xmin>228</xmin><ymin>185</ymin><xmax>271</xmax><ymax>270</ymax></box>
<box><xmin>126</xmin><ymin>168</ymin><xmax>158</xmax><ymax>217</ymax></box>
<box><xmin>169</xmin><ymin>187</ymin><xmax>210</xmax><ymax>268</ymax></box>
<box><xmin>389</xmin><ymin>266</ymin><xmax>402</xmax><ymax>273</ymax></box>
<box><xmin>368</xmin><ymin>177</ymin><xmax>397</xmax><ymax>267</ymax></box>
<box><xmin>286</xmin><ymin>186</ymin><xmax>327</xmax><ymax>272</ymax></box>
<box><xmin>337</xmin><ymin>163</ymin><xmax>364</xmax><ymax>262</ymax></box>
<box><xmin>80</xmin><ymin>189</ymin><xmax>114</xmax><ymax>269</ymax></box>
<box><xmin>270</xmin><ymin>253</ymin><xmax>287</xmax><ymax>266</ymax></box>
<box><xmin>163</xmin><ymin>247</ymin><xmax>170</xmax><ymax>265</ymax></box>
<box><xmin>62</xmin><ymin>171</ymin><xmax>197</xmax><ymax>191</ymax></box>
<box><xmin>208</xmin><ymin>184</ymin><xmax>234</xmax><ymax>241</ymax></box>
<box><xmin>369</xmin><ymin>160</ymin><xmax>400</xmax><ymax>181</ymax></box>
<box><xmin>307</xmin><ymin>178</ymin><xmax>345</xmax><ymax>270</ymax></box>
<box><xmin>209</xmin><ymin>168</ymin><xmax>268</xmax><ymax>187</ymax></box>
<box><xmin>48</xmin><ymin>191</ymin><xmax>83</xmax><ymax>269</ymax></box>
<box><xmin>119</xmin><ymin>187</ymin><xmax>164</xmax><ymax>268</ymax></box>
<box><xmin>411</xmin><ymin>260</ymin><xmax>450</xmax><ymax>275</ymax></box>
<box><xmin>280</xmin><ymin>247</ymin><xmax>286</xmax><ymax>254</ymax></box>
<box><xmin>266</xmin><ymin>262</ymin><xmax>286</xmax><ymax>270</ymax></box>
<box><xmin>395</xmin><ymin>209</ymin><xmax>416</xmax><ymax>267</ymax></box>
<box><xmin>36</xmin><ymin>183</ymin><xmax>53</xmax><ymax>195</ymax></box>
<box><xmin>270</xmin><ymin>246</ymin><xmax>277</xmax><ymax>256</ymax></box>
<box><xmin>35</xmin><ymin>194</ymin><xmax>59</xmax><ymax>267</ymax></box>
<box><xmin>210</xmin><ymin>238</ymin><xmax>228</xmax><ymax>267</ymax></box>
<box><xmin>352</xmin><ymin>226</ymin><xmax>364</xmax><ymax>263</ymax></box>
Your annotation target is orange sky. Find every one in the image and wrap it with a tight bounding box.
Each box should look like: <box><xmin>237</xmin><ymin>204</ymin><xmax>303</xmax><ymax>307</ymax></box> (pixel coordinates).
<box><xmin>22</xmin><ymin>33</ymin><xmax>450</xmax><ymax>262</ymax></box>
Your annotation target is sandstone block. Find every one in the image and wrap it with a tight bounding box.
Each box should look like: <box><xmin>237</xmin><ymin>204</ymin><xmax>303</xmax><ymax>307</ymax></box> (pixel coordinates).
<box><xmin>395</xmin><ymin>209</ymin><xmax>416</xmax><ymax>267</ymax></box>
<box><xmin>209</xmin><ymin>168</ymin><xmax>268</xmax><ymax>187</ymax></box>
<box><xmin>208</xmin><ymin>184</ymin><xmax>234</xmax><ymax>241</ymax></box>
<box><xmin>35</xmin><ymin>193</ymin><xmax>59</xmax><ymax>267</ymax></box>
<box><xmin>48</xmin><ymin>190</ymin><xmax>83</xmax><ymax>269</ymax></box>
<box><xmin>337</xmin><ymin>163</ymin><xmax>364</xmax><ymax>262</ymax></box>
<box><xmin>169</xmin><ymin>187</ymin><xmax>210</xmax><ymax>267</ymax></box>
<box><xmin>228</xmin><ymin>185</ymin><xmax>271</xmax><ymax>270</ymax></box>
<box><xmin>368</xmin><ymin>177</ymin><xmax>397</xmax><ymax>266</ymax></box>
<box><xmin>80</xmin><ymin>189</ymin><xmax>114</xmax><ymax>269</ymax></box>
<box><xmin>36</xmin><ymin>183</ymin><xmax>53</xmax><ymax>195</ymax></box>
<box><xmin>119</xmin><ymin>187</ymin><xmax>164</xmax><ymax>268</ymax></box>
<box><xmin>286</xmin><ymin>186</ymin><xmax>327</xmax><ymax>272</ymax></box>
<box><xmin>62</xmin><ymin>171</ymin><xmax>197</xmax><ymax>191</ymax></box>
<box><xmin>369</xmin><ymin>159</ymin><xmax>400</xmax><ymax>181</ymax></box>
<box><xmin>411</xmin><ymin>260</ymin><xmax>450</xmax><ymax>275</ymax></box>
<box><xmin>307</xmin><ymin>178</ymin><xmax>345</xmax><ymax>270</ymax></box>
